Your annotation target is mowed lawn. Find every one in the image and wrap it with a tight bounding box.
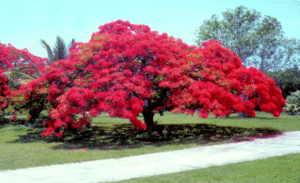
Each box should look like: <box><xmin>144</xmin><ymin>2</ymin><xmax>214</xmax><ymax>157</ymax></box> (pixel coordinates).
<box><xmin>0</xmin><ymin>111</ymin><xmax>299</xmax><ymax>182</ymax></box>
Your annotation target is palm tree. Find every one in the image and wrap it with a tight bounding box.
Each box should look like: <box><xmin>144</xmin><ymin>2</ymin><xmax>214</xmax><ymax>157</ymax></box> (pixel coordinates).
<box><xmin>40</xmin><ymin>36</ymin><xmax>75</xmax><ymax>64</ymax></box>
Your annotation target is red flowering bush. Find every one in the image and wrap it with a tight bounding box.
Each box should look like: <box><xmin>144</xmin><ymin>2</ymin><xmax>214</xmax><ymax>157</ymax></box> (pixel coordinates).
<box><xmin>8</xmin><ymin>20</ymin><xmax>285</xmax><ymax>137</ymax></box>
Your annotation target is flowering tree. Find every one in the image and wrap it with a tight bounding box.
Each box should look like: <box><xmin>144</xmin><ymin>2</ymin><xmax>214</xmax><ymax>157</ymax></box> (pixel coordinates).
<box><xmin>0</xmin><ymin>42</ymin><xmax>49</xmax><ymax>91</ymax></box>
<box><xmin>0</xmin><ymin>42</ymin><xmax>49</xmax><ymax>118</ymax></box>
<box><xmin>9</xmin><ymin>20</ymin><xmax>286</xmax><ymax>137</ymax></box>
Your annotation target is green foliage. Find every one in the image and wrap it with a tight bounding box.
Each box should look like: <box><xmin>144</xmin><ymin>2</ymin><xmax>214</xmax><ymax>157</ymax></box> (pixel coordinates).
<box><xmin>287</xmin><ymin>90</ymin><xmax>300</xmax><ymax>106</ymax></box>
<box><xmin>284</xmin><ymin>104</ymin><xmax>300</xmax><ymax>115</ymax></box>
<box><xmin>279</xmin><ymin>66</ymin><xmax>300</xmax><ymax>85</ymax></box>
<box><xmin>284</xmin><ymin>90</ymin><xmax>300</xmax><ymax>115</ymax></box>
<box><xmin>265</xmin><ymin>66</ymin><xmax>300</xmax><ymax>98</ymax></box>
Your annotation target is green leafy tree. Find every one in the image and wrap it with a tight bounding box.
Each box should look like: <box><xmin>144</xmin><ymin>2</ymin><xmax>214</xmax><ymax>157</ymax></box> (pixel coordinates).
<box><xmin>277</xmin><ymin>38</ymin><xmax>300</xmax><ymax>71</ymax></box>
<box><xmin>195</xmin><ymin>6</ymin><xmax>300</xmax><ymax>72</ymax></box>
<box><xmin>40</xmin><ymin>36</ymin><xmax>75</xmax><ymax>64</ymax></box>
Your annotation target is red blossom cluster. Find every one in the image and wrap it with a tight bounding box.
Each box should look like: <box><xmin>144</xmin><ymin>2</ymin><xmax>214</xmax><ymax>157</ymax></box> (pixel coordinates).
<box><xmin>0</xmin><ymin>42</ymin><xmax>49</xmax><ymax>78</ymax></box>
<box><xmin>0</xmin><ymin>42</ymin><xmax>49</xmax><ymax>116</ymax></box>
<box><xmin>0</xmin><ymin>43</ymin><xmax>14</xmax><ymax>112</ymax></box>
<box><xmin>160</xmin><ymin>40</ymin><xmax>285</xmax><ymax>118</ymax></box>
<box><xmin>2</xmin><ymin>20</ymin><xmax>286</xmax><ymax>138</ymax></box>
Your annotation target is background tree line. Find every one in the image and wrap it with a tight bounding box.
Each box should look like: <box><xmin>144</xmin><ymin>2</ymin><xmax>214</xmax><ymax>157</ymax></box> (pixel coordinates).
<box><xmin>265</xmin><ymin>65</ymin><xmax>300</xmax><ymax>99</ymax></box>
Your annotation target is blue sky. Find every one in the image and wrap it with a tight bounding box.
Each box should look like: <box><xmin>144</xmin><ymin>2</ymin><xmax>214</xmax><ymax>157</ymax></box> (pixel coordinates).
<box><xmin>1</xmin><ymin>0</ymin><xmax>299</xmax><ymax>58</ymax></box>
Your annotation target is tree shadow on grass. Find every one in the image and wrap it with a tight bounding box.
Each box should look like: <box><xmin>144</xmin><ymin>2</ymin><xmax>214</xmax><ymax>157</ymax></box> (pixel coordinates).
<box><xmin>0</xmin><ymin>118</ymin><xmax>11</xmax><ymax>128</ymax></box>
<box><xmin>9</xmin><ymin>122</ymin><xmax>283</xmax><ymax>151</ymax></box>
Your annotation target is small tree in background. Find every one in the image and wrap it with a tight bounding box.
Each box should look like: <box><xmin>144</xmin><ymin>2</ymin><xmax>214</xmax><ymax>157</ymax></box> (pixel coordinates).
<box><xmin>195</xmin><ymin>6</ymin><xmax>300</xmax><ymax>73</ymax></box>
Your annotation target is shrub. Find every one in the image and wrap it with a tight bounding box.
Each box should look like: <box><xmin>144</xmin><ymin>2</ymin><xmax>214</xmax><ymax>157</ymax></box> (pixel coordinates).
<box><xmin>284</xmin><ymin>90</ymin><xmax>300</xmax><ymax>115</ymax></box>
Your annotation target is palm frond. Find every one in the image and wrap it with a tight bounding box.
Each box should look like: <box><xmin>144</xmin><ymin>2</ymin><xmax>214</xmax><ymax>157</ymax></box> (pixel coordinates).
<box><xmin>69</xmin><ymin>38</ymin><xmax>75</xmax><ymax>49</ymax></box>
<box><xmin>53</xmin><ymin>36</ymin><xmax>68</xmax><ymax>62</ymax></box>
<box><xmin>40</xmin><ymin>36</ymin><xmax>75</xmax><ymax>64</ymax></box>
<box><xmin>40</xmin><ymin>39</ymin><xmax>55</xmax><ymax>64</ymax></box>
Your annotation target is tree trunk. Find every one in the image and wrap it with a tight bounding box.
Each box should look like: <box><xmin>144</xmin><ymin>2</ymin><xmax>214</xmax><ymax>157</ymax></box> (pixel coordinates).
<box><xmin>238</xmin><ymin>112</ymin><xmax>247</xmax><ymax>118</ymax></box>
<box><xmin>142</xmin><ymin>106</ymin><xmax>155</xmax><ymax>130</ymax></box>
<box><xmin>239</xmin><ymin>95</ymin><xmax>249</xmax><ymax>118</ymax></box>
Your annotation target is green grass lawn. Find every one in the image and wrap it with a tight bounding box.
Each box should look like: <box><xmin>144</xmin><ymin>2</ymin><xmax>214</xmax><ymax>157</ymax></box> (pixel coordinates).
<box><xmin>0</xmin><ymin>111</ymin><xmax>299</xmax><ymax>182</ymax></box>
